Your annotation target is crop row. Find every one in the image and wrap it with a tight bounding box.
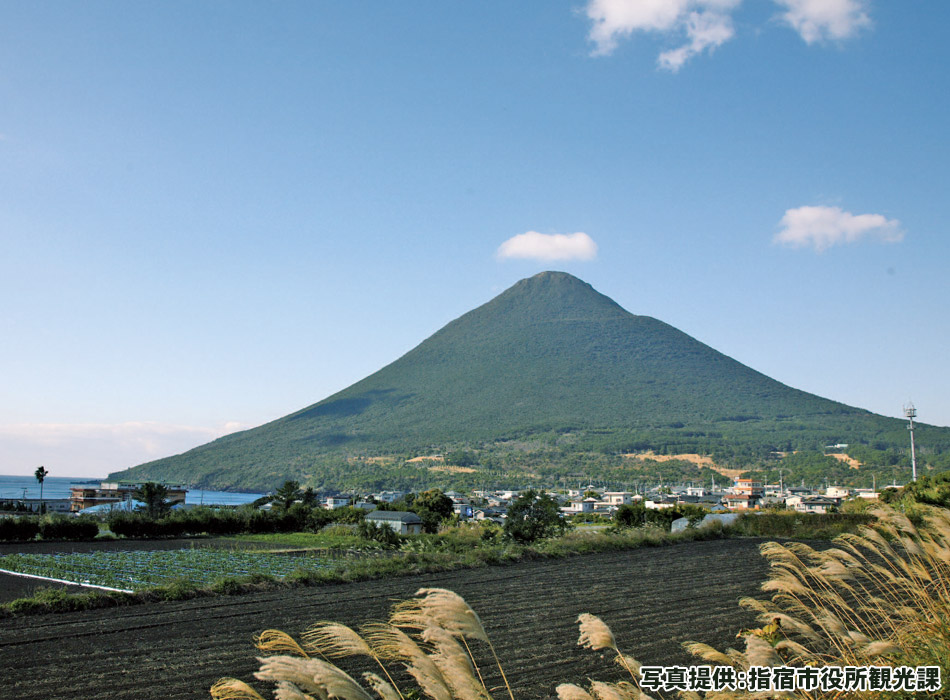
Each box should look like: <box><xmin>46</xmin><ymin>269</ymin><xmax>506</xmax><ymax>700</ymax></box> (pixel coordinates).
<box><xmin>0</xmin><ymin>549</ymin><xmax>332</xmax><ymax>591</ymax></box>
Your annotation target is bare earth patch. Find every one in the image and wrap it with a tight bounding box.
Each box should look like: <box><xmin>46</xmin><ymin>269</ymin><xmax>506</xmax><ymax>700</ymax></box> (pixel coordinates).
<box><xmin>406</xmin><ymin>455</ymin><xmax>444</xmax><ymax>463</ymax></box>
<box><xmin>428</xmin><ymin>464</ymin><xmax>478</xmax><ymax>473</ymax></box>
<box><xmin>828</xmin><ymin>452</ymin><xmax>862</xmax><ymax>469</ymax></box>
<box><xmin>621</xmin><ymin>451</ymin><xmax>745</xmax><ymax>479</ymax></box>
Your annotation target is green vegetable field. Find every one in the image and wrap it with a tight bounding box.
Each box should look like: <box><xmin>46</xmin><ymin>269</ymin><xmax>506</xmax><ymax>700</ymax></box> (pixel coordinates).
<box><xmin>0</xmin><ymin>549</ymin><xmax>331</xmax><ymax>591</ymax></box>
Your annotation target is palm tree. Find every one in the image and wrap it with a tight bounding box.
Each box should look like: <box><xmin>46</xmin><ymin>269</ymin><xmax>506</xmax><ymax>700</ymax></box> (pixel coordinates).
<box><xmin>34</xmin><ymin>466</ymin><xmax>49</xmax><ymax>515</ymax></box>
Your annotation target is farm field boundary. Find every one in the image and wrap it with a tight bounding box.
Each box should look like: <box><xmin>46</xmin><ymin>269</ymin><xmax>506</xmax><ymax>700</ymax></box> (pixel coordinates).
<box><xmin>0</xmin><ymin>567</ymin><xmax>133</xmax><ymax>593</ymax></box>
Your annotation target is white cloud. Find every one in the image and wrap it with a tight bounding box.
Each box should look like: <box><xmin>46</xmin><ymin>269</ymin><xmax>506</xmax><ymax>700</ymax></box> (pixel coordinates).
<box><xmin>587</xmin><ymin>0</ymin><xmax>691</xmax><ymax>56</ymax></box>
<box><xmin>0</xmin><ymin>421</ymin><xmax>251</xmax><ymax>477</ymax></box>
<box><xmin>584</xmin><ymin>0</ymin><xmax>869</xmax><ymax>68</ymax></box>
<box><xmin>497</xmin><ymin>231</ymin><xmax>598</xmax><ymax>262</ymax></box>
<box><xmin>774</xmin><ymin>205</ymin><xmax>904</xmax><ymax>252</ymax></box>
<box><xmin>774</xmin><ymin>0</ymin><xmax>870</xmax><ymax>43</ymax></box>
<box><xmin>658</xmin><ymin>9</ymin><xmax>736</xmax><ymax>71</ymax></box>
<box><xmin>586</xmin><ymin>0</ymin><xmax>741</xmax><ymax>68</ymax></box>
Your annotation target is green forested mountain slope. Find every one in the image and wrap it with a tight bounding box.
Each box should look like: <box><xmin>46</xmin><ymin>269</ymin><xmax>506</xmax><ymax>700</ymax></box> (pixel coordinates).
<box><xmin>111</xmin><ymin>272</ymin><xmax>948</xmax><ymax>491</ymax></box>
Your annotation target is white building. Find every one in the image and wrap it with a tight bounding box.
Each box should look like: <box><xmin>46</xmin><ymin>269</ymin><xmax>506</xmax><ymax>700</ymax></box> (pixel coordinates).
<box><xmin>325</xmin><ymin>496</ymin><xmax>350</xmax><ymax>510</ymax></box>
<box><xmin>600</xmin><ymin>491</ymin><xmax>634</xmax><ymax>506</ymax></box>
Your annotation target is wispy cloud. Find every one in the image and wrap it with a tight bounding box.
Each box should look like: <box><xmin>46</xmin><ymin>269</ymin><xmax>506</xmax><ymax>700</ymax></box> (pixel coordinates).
<box><xmin>584</xmin><ymin>0</ymin><xmax>870</xmax><ymax>69</ymax></box>
<box><xmin>496</xmin><ymin>231</ymin><xmax>598</xmax><ymax>262</ymax></box>
<box><xmin>659</xmin><ymin>8</ymin><xmax>737</xmax><ymax>71</ymax></box>
<box><xmin>774</xmin><ymin>205</ymin><xmax>904</xmax><ymax>252</ymax></box>
<box><xmin>0</xmin><ymin>421</ymin><xmax>250</xmax><ymax>476</ymax></box>
<box><xmin>774</xmin><ymin>0</ymin><xmax>870</xmax><ymax>43</ymax></box>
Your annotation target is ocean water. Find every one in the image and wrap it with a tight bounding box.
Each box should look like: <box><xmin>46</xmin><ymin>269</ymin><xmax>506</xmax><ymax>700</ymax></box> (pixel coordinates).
<box><xmin>0</xmin><ymin>475</ymin><xmax>264</xmax><ymax>506</ymax></box>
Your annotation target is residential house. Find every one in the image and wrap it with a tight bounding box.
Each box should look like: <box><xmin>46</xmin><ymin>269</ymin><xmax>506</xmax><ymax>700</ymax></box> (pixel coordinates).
<box><xmin>725</xmin><ymin>479</ymin><xmax>764</xmax><ymax>510</ymax></box>
<box><xmin>364</xmin><ymin>510</ymin><xmax>423</xmax><ymax>535</ymax></box>
<box><xmin>325</xmin><ymin>496</ymin><xmax>350</xmax><ymax>510</ymax></box>
<box><xmin>795</xmin><ymin>496</ymin><xmax>839</xmax><ymax>514</ymax></box>
<box><xmin>600</xmin><ymin>491</ymin><xmax>634</xmax><ymax>506</ymax></box>
<box><xmin>825</xmin><ymin>486</ymin><xmax>851</xmax><ymax>499</ymax></box>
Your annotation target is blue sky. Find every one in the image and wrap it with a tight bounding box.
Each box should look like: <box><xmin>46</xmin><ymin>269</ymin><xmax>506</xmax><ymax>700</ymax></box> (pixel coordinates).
<box><xmin>2</xmin><ymin>1</ymin><xmax>948</xmax><ymax>477</ymax></box>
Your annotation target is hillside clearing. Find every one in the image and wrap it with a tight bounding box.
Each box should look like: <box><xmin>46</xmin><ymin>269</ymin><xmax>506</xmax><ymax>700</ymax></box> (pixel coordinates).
<box><xmin>621</xmin><ymin>451</ymin><xmax>747</xmax><ymax>479</ymax></box>
<box><xmin>827</xmin><ymin>451</ymin><xmax>863</xmax><ymax>469</ymax></box>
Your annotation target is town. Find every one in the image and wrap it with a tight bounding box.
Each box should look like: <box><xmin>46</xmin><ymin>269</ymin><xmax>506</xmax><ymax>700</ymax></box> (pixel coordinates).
<box><xmin>0</xmin><ymin>475</ymin><xmax>895</xmax><ymax>524</ymax></box>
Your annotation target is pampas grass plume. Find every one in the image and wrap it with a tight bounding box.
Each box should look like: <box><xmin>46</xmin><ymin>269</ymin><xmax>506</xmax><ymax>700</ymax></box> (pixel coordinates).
<box><xmin>255</xmin><ymin>656</ymin><xmax>373</xmax><ymax>700</ymax></box>
<box><xmin>362</xmin><ymin>672</ymin><xmax>402</xmax><ymax>700</ymax></box>
<box><xmin>577</xmin><ymin>613</ymin><xmax>617</xmax><ymax>651</ymax></box>
<box><xmin>391</xmin><ymin>588</ymin><xmax>490</xmax><ymax>642</ymax></box>
<box><xmin>209</xmin><ymin>678</ymin><xmax>267</xmax><ymax>700</ymax></box>
<box><xmin>557</xmin><ymin>683</ymin><xmax>596</xmax><ymax>700</ymax></box>
<box><xmin>302</xmin><ymin>622</ymin><xmax>373</xmax><ymax>659</ymax></box>
<box><xmin>254</xmin><ymin>630</ymin><xmax>309</xmax><ymax>658</ymax></box>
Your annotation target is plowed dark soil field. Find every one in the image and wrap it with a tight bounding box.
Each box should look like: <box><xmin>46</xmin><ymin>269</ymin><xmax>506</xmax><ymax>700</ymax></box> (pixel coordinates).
<box><xmin>0</xmin><ymin>538</ymin><xmax>770</xmax><ymax>700</ymax></box>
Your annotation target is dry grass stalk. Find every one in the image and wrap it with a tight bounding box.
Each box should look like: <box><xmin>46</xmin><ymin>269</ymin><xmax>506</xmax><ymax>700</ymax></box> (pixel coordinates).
<box><xmin>577</xmin><ymin>613</ymin><xmax>643</xmax><ymax>686</ymax></box>
<box><xmin>557</xmin><ymin>683</ymin><xmax>597</xmax><ymax>700</ymax></box>
<box><xmin>255</xmin><ymin>656</ymin><xmax>373</xmax><ymax>700</ymax></box>
<box><xmin>209</xmin><ymin>678</ymin><xmax>267</xmax><ymax>700</ymax></box>
<box><xmin>390</xmin><ymin>588</ymin><xmax>512</xmax><ymax>700</ymax></box>
<box><xmin>422</xmin><ymin>626</ymin><xmax>491</xmax><ymax>700</ymax></box>
<box><xmin>678</xmin><ymin>504</ymin><xmax>950</xmax><ymax>698</ymax></box>
<box><xmin>255</xmin><ymin>629</ymin><xmax>310</xmax><ymax>658</ymax></box>
<box><xmin>577</xmin><ymin>613</ymin><xmax>617</xmax><ymax>651</ymax></box>
<box><xmin>300</xmin><ymin>622</ymin><xmax>404</xmax><ymax>700</ymax></box>
<box><xmin>362</xmin><ymin>672</ymin><xmax>402</xmax><ymax>700</ymax></box>
<box><xmin>588</xmin><ymin>680</ymin><xmax>636</xmax><ymax>700</ymax></box>
<box><xmin>363</xmin><ymin>623</ymin><xmax>454</xmax><ymax>700</ymax></box>
<box><xmin>391</xmin><ymin>588</ymin><xmax>489</xmax><ymax>642</ymax></box>
<box><xmin>302</xmin><ymin>623</ymin><xmax>373</xmax><ymax>658</ymax></box>
<box><xmin>274</xmin><ymin>680</ymin><xmax>321</xmax><ymax>700</ymax></box>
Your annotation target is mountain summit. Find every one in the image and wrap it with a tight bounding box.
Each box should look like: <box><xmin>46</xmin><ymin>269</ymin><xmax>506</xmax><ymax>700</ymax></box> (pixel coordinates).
<box><xmin>111</xmin><ymin>272</ymin><xmax>923</xmax><ymax>491</ymax></box>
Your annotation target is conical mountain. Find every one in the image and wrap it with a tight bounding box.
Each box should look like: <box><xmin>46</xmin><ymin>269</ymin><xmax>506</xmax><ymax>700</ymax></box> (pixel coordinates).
<box><xmin>111</xmin><ymin>272</ymin><xmax>940</xmax><ymax>491</ymax></box>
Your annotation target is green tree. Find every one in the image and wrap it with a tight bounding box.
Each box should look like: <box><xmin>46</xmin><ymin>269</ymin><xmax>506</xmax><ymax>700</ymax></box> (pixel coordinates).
<box><xmin>503</xmin><ymin>490</ymin><xmax>568</xmax><ymax>544</ymax></box>
<box><xmin>273</xmin><ymin>480</ymin><xmax>302</xmax><ymax>512</ymax></box>
<box><xmin>444</xmin><ymin>450</ymin><xmax>477</xmax><ymax>467</ymax></box>
<box><xmin>614</xmin><ymin>503</ymin><xmax>646</xmax><ymax>528</ymax></box>
<box><xmin>34</xmin><ymin>466</ymin><xmax>49</xmax><ymax>515</ymax></box>
<box><xmin>133</xmin><ymin>482</ymin><xmax>171</xmax><ymax>519</ymax></box>
<box><xmin>411</xmin><ymin>488</ymin><xmax>454</xmax><ymax>533</ymax></box>
<box><xmin>300</xmin><ymin>486</ymin><xmax>319</xmax><ymax>507</ymax></box>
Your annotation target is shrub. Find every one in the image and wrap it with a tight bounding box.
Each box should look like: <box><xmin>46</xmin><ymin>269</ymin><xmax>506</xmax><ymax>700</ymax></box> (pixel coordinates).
<box><xmin>38</xmin><ymin>514</ymin><xmax>99</xmax><ymax>540</ymax></box>
<box><xmin>107</xmin><ymin>512</ymin><xmax>152</xmax><ymax>538</ymax></box>
<box><xmin>210</xmin><ymin>577</ymin><xmax>246</xmax><ymax>596</ymax></box>
<box><xmin>0</xmin><ymin>516</ymin><xmax>40</xmax><ymax>542</ymax></box>
<box><xmin>613</xmin><ymin>503</ymin><xmax>707</xmax><ymax>530</ymax></box>
<box><xmin>356</xmin><ymin>520</ymin><xmax>402</xmax><ymax>548</ymax></box>
<box><xmin>731</xmin><ymin>511</ymin><xmax>874</xmax><ymax>539</ymax></box>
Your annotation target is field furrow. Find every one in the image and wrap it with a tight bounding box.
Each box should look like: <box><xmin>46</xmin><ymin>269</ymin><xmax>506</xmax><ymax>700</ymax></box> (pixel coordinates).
<box><xmin>0</xmin><ymin>538</ymin><xmax>770</xmax><ymax>700</ymax></box>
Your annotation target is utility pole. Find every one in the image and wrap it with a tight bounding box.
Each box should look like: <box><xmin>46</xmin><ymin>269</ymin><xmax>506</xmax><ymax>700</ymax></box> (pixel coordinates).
<box><xmin>904</xmin><ymin>402</ymin><xmax>918</xmax><ymax>482</ymax></box>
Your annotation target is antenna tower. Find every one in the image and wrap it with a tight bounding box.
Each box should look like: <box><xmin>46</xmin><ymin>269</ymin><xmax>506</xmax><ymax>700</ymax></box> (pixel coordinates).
<box><xmin>904</xmin><ymin>402</ymin><xmax>918</xmax><ymax>482</ymax></box>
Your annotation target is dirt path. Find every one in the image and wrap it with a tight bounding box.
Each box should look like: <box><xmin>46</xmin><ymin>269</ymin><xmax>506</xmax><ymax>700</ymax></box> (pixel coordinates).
<box><xmin>0</xmin><ymin>538</ymin><xmax>771</xmax><ymax>700</ymax></box>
